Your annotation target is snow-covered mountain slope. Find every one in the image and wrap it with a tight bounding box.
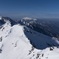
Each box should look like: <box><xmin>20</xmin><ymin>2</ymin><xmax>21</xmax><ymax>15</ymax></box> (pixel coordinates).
<box><xmin>0</xmin><ymin>18</ymin><xmax>59</xmax><ymax>59</ymax></box>
<box><xmin>24</xmin><ymin>26</ymin><xmax>59</xmax><ymax>49</ymax></box>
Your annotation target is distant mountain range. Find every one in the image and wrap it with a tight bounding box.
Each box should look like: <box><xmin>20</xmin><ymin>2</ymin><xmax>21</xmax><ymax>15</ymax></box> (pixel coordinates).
<box><xmin>19</xmin><ymin>17</ymin><xmax>59</xmax><ymax>38</ymax></box>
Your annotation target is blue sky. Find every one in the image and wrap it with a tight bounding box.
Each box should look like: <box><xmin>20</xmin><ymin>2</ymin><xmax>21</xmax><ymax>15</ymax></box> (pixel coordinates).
<box><xmin>0</xmin><ymin>0</ymin><xmax>59</xmax><ymax>18</ymax></box>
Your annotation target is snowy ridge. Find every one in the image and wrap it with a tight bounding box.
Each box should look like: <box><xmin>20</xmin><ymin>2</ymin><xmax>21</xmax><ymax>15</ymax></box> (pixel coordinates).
<box><xmin>0</xmin><ymin>18</ymin><xmax>59</xmax><ymax>59</ymax></box>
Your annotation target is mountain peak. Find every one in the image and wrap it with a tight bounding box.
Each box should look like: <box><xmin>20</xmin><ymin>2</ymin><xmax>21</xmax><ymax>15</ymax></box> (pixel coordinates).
<box><xmin>0</xmin><ymin>16</ymin><xmax>16</xmax><ymax>26</ymax></box>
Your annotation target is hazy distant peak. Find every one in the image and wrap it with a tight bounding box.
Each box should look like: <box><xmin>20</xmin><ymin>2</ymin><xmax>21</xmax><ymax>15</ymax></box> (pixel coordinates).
<box><xmin>22</xmin><ymin>17</ymin><xmax>32</xmax><ymax>20</ymax></box>
<box><xmin>33</xmin><ymin>18</ymin><xmax>37</xmax><ymax>21</ymax></box>
<box><xmin>0</xmin><ymin>16</ymin><xmax>2</xmax><ymax>20</ymax></box>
